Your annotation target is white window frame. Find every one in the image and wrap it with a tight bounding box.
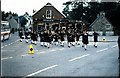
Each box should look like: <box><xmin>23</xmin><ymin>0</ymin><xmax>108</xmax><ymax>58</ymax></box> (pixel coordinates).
<box><xmin>46</xmin><ymin>10</ymin><xmax>52</xmax><ymax>19</ymax></box>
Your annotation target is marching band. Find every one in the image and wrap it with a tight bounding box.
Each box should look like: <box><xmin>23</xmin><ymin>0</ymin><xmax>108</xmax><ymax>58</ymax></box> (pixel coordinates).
<box><xmin>18</xmin><ymin>28</ymin><xmax>99</xmax><ymax>50</ymax></box>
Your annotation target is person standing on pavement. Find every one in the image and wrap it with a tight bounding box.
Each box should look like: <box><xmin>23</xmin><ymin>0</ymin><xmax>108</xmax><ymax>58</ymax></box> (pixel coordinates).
<box><xmin>93</xmin><ymin>30</ymin><xmax>99</xmax><ymax>48</ymax></box>
<box><xmin>118</xmin><ymin>36</ymin><xmax>120</xmax><ymax>59</ymax></box>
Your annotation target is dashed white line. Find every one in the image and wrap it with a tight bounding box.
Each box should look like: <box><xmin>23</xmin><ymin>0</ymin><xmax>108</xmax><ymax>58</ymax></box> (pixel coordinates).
<box><xmin>76</xmin><ymin>45</ymin><xmax>81</xmax><ymax>47</ymax></box>
<box><xmin>21</xmin><ymin>54</ymin><xmax>29</xmax><ymax>57</ymax></box>
<box><xmin>1</xmin><ymin>47</ymin><xmax>4</xmax><ymax>48</ymax></box>
<box><xmin>50</xmin><ymin>49</ymin><xmax>56</xmax><ymax>52</ymax></box>
<box><xmin>69</xmin><ymin>54</ymin><xmax>90</xmax><ymax>62</ymax></box>
<box><xmin>96</xmin><ymin>48</ymin><xmax>108</xmax><ymax>53</ymax></box>
<box><xmin>37</xmin><ymin>51</ymin><xmax>45</xmax><ymax>54</ymax></box>
<box><xmin>1</xmin><ymin>57</ymin><xmax>13</xmax><ymax>60</ymax></box>
<box><xmin>111</xmin><ymin>45</ymin><xmax>117</xmax><ymax>48</ymax></box>
<box><xmin>1</xmin><ymin>39</ymin><xmax>19</xmax><ymax>48</ymax></box>
<box><xmin>59</xmin><ymin>48</ymin><xmax>65</xmax><ymax>51</ymax></box>
<box><xmin>25</xmin><ymin>64</ymin><xmax>58</xmax><ymax>77</ymax></box>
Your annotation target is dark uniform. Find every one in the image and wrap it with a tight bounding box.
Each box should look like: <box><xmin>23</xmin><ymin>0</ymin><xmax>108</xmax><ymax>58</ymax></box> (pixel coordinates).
<box><xmin>67</xmin><ymin>30</ymin><xmax>73</xmax><ymax>48</ymax></box>
<box><xmin>39</xmin><ymin>32</ymin><xmax>44</xmax><ymax>46</ymax></box>
<box><xmin>59</xmin><ymin>30</ymin><xmax>65</xmax><ymax>47</ymax></box>
<box><xmin>33</xmin><ymin>32</ymin><xmax>38</xmax><ymax>45</ymax></box>
<box><xmin>44</xmin><ymin>30</ymin><xmax>51</xmax><ymax>48</ymax></box>
<box><xmin>81</xmin><ymin>31</ymin><xmax>90</xmax><ymax>50</ymax></box>
<box><xmin>53</xmin><ymin>33</ymin><xmax>59</xmax><ymax>46</ymax></box>
<box><xmin>30</xmin><ymin>31</ymin><xmax>37</xmax><ymax>44</ymax></box>
<box><xmin>25</xmin><ymin>30</ymin><xmax>30</xmax><ymax>43</ymax></box>
<box><xmin>19</xmin><ymin>30</ymin><xmax>24</xmax><ymax>42</ymax></box>
<box><xmin>82</xmin><ymin>33</ymin><xmax>89</xmax><ymax>45</ymax></box>
<box><xmin>75</xmin><ymin>31</ymin><xmax>81</xmax><ymax>45</ymax></box>
<box><xmin>93</xmin><ymin>31</ymin><xmax>99</xmax><ymax>47</ymax></box>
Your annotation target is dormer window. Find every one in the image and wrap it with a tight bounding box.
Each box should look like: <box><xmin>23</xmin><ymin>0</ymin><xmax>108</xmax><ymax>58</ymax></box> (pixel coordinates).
<box><xmin>46</xmin><ymin>10</ymin><xmax>52</xmax><ymax>19</ymax></box>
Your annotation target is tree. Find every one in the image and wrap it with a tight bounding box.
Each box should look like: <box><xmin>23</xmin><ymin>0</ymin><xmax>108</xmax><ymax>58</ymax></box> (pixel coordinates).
<box><xmin>62</xmin><ymin>1</ymin><xmax>120</xmax><ymax>34</ymax></box>
<box><xmin>19</xmin><ymin>16</ymin><xmax>28</xmax><ymax>29</ymax></box>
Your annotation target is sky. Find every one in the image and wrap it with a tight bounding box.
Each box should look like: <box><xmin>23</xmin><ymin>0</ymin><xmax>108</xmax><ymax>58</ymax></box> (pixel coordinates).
<box><xmin>1</xmin><ymin>0</ymin><xmax>117</xmax><ymax>16</ymax></box>
<box><xmin>1</xmin><ymin>0</ymin><xmax>70</xmax><ymax>16</ymax></box>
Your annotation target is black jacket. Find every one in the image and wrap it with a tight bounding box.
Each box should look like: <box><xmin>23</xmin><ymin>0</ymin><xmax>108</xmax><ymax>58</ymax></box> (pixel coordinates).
<box><xmin>93</xmin><ymin>32</ymin><xmax>99</xmax><ymax>42</ymax></box>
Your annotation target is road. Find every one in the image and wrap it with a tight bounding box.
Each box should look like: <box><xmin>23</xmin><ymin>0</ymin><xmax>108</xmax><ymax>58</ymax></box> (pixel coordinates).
<box><xmin>1</xmin><ymin>32</ymin><xmax>119</xmax><ymax>77</ymax></box>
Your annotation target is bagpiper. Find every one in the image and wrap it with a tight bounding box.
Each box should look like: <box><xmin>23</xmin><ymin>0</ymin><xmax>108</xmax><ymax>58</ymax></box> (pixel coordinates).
<box><xmin>67</xmin><ymin>29</ymin><xmax>73</xmax><ymax>48</ymax></box>
<box><xmin>18</xmin><ymin>29</ymin><xmax>24</xmax><ymax>42</ymax></box>
<box><xmin>24</xmin><ymin>29</ymin><xmax>30</xmax><ymax>43</ymax></box>
<box><xmin>39</xmin><ymin>31</ymin><xmax>44</xmax><ymax>46</ymax></box>
<box><xmin>93</xmin><ymin>30</ymin><xmax>99</xmax><ymax>48</ymax></box>
<box><xmin>33</xmin><ymin>31</ymin><xmax>38</xmax><ymax>45</ymax></box>
<box><xmin>81</xmin><ymin>30</ymin><xmax>91</xmax><ymax>50</ymax></box>
<box><xmin>75</xmin><ymin>30</ymin><xmax>81</xmax><ymax>45</ymax></box>
<box><xmin>53</xmin><ymin>31</ymin><xmax>59</xmax><ymax>46</ymax></box>
<box><xmin>30</xmin><ymin>31</ymin><xmax>38</xmax><ymax>45</ymax></box>
<box><xmin>44</xmin><ymin>30</ymin><xmax>51</xmax><ymax>48</ymax></box>
<box><xmin>59</xmin><ymin>29</ymin><xmax>65</xmax><ymax>47</ymax></box>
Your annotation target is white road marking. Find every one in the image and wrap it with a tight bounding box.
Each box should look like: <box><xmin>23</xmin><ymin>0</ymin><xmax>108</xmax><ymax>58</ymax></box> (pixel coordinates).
<box><xmin>8</xmin><ymin>44</ymin><xmax>11</xmax><ymax>46</ymax></box>
<box><xmin>21</xmin><ymin>54</ymin><xmax>29</xmax><ymax>57</ymax></box>
<box><xmin>96</xmin><ymin>48</ymin><xmax>108</xmax><ymax>53</ymax></box>
<box><xmin>37</xmin><ymin>51</ymin><xmax>45</xmax><ymax>54</ymax></box>
<box><xmin>34</xmin><ymin>50</ymin><xmax>38</xmax><ymax>51</ymax></box>
<box><xmin>50</xmin><ymin>49</ymin><xmax>56</xmax><ymax>52</ymax></box>
<box><xmin>25</xmin><ymin>64</ymin><xmax>58</xmax><ymax>77</ymax></box>
<box><xmin>69</xmin><ymin>54</ymin><xmax>90</xmax><ymax>62</ymax></box>
<box><xmin>1</xmin><ymin>39</ymin><xmax>19</xmax><ymax>49</ymax></box>
<box><xmin>1</xmin><ymin>57</ymin><xmax>13</xmax><ymax>60</ymax></box>
<box><xmin>4</xmin><ymin>45</ymin><xmax>8</xmax><ymax>47</ymax></box>
<box><xmin>76</xmin><ymin>45</ymin><xmax>81</xmax><ymax>47</ymax></box>
<box><xmin>1</xmin><ymin>50</ymin><xmax>15</xmax><ymax>52</ymax></box>
<box><xmin>1</xmin><ymin>46</ymin><xmax>4</xmax><ymax>48</ymax></box>
<box><xmin>59</xmin><ymin>48</ymin><xmax>65</xmax><ymax>51</ymax></box>
<box><xmin>111</xmin><ymin>45</ymin><xmax>117</xmax><ymax>48</ymax></box>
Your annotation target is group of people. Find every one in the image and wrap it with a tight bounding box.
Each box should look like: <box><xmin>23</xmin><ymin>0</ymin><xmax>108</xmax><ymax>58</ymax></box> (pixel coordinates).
<box><xmin>18</xmin><ymin>28</ymin><xmax>99</xmax><ymax>50</ymax></box>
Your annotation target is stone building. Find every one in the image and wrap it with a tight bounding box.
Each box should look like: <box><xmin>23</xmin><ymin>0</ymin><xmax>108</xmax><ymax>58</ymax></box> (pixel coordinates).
<box><xmin>90</xmin><ymin>12</ymin><xmax>114</xmax><ymax>35</ymax></box>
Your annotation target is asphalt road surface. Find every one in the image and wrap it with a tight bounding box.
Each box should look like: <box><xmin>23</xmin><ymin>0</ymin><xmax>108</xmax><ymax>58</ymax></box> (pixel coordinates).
<box><xmin>1</xmin><ymin>32</ymin><xmax>119</xmax><ymax>77</ymax></box>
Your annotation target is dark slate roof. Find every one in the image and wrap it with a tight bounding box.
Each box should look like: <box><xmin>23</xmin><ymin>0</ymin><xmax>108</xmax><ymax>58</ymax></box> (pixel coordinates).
<box><xmin>32</xmin><ymin>3</ymin><xmax>65</xmax><ymax>19</ymax></box>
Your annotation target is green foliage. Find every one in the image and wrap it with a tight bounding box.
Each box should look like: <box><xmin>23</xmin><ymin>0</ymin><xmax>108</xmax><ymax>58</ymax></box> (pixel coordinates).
<box><xmin>2</xmin><ymin>11</ymin><xmax>18</xmax><ymax>21</ymax></box>
<box><xmin>62</xmin><ymin>1</ymin><xmax>120</xmax><ymax>35</ymax></box>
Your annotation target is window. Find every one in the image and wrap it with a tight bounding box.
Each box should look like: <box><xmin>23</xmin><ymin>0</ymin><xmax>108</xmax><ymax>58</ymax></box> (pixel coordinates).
<box><xmin>106</xmin><ymin>24</ymin><xmax>111</xmax><ymax>30</ymax></box>
<box><xmin>46</xmin><ymin>10</ymin><xmax>52</xmax><ymax>19</ymax></box>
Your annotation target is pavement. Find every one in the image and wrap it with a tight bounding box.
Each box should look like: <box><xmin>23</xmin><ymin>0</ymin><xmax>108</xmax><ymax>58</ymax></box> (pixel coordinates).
<box><xmin>1</xmin><ymin>32</ymin><xmax>119</xmax><ymax>77</ymax></box>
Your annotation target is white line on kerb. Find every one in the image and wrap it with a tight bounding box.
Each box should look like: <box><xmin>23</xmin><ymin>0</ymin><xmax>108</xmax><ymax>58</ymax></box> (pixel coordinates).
<box><xmin>1</xmin><ymin>57</ymin><xmax>13</xmax><ymax>60</ymax></box>
<box><xmin>25</xmin><ymin>64</ymin><xmax>58</xmax><ymax>77</ymax></box>
<box><xmin>69</xmin><ymin>54</ymin><xmax>90</xmax><ymax>62</ymax></box>
<box><xmin>96</xmin><ymin>48</ymin><xmax>108</xmax><ymax>53</ymax></box>
<box><xmin>111</xmin><ymin>45</ymin><xmax>117</xmax><ymax>48</ymax></box>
